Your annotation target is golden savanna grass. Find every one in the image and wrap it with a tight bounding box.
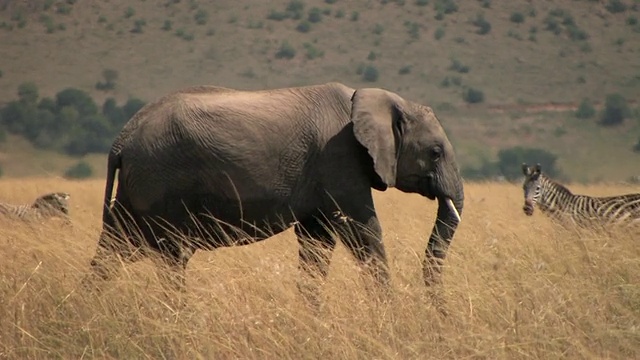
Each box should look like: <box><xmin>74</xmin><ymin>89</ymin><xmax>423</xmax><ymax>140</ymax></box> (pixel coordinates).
<box><xmin>1</xmin><ymin>178</ymin><xmax>639</xmax><ymax>359</ymax></box>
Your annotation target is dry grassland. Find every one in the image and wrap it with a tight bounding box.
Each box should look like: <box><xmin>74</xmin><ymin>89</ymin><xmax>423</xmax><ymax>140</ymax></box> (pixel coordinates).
<box><xmin>0</xmin><ymin>178</ymin><xmax>639</xmax><ymax>359</ymax></box>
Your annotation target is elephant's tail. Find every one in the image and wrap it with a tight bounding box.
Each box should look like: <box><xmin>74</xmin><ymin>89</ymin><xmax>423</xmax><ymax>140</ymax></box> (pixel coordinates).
<box><xmin>102</xmin><ymin>149</ymin><xmax>121</xmax><ymax>226</ymax></box>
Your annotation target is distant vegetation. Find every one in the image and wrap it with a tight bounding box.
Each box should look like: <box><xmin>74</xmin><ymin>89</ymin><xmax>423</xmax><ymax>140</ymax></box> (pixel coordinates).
<box><xmin>462</xmin><ymin>146</ymin><xmax>562</xmax><ymax>182</ymax></box>
<box><xmin>0</xmin><ymin>82</ymin><xmax>145</xmax><ymax>156</ymax></box>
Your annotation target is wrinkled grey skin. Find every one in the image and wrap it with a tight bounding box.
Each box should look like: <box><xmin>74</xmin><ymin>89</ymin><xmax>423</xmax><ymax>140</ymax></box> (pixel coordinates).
<box><xmin>84</xmin><ymin>82</ymin><xmax>464</xmax><ymax>301</ymax></box>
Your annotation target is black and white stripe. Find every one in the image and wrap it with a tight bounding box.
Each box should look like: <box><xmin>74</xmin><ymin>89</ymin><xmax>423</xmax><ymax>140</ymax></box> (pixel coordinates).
<box><xmin>0</xmin><ymin>192</ymin><xmax>71</xmax><ymax>222</ymax></box>
<box><xmin>522</xmin><ymin>163</ymin><xmax>640</xmax><ymax>228</ymax></box>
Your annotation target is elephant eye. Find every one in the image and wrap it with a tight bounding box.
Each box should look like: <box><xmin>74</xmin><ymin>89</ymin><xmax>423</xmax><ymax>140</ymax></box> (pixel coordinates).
<box><xmin>431</xmin><ymin>146</ymin><xmax>442</xmax><ymax>160</ymax></box>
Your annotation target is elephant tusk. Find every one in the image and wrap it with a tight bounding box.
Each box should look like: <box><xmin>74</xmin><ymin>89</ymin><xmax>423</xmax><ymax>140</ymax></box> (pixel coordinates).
<box><xmin>445</xmin><ymin>198</ymin><xmax>461</xmax><ymax>223</ymax></box>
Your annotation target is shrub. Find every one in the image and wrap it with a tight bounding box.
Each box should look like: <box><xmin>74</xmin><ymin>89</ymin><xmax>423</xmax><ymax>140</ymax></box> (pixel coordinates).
<box><xmin>367</xmin><ymin>51</ymin><xmax>376</xmax><ymax>61</ymax></box>
<box><xmin>599</xmin><ymin>93</ymin><xmax>629</xmax><ymax>126</ymax></box>
<box><xmin>275</xmin><ymin>41</ymin><xmax>296</xmax><ymax>59</ymax></box>
<box><xmin>434</xmin><ymin>0</ymin><xmax>458</xmax><ymax>14</ymax></box>
<box><xmin>416</xmin><ymin>0</ymin><xmax>429</xmax><ymax>6</ymax></box>
<box><xmin>434</xmin><ymin>26</ymin><xmax>445</xmax><ymax>40</ymax></box>
<box><xmin>0</xmin><ymin>164</ymin><xmax>3</xmax><ymax>178</ymax></box>
<box><xmin>510</xmin><ymin>12</ymin><xmax>525</xmax><ymax>24</ymax></box>
<box><xmin>194</xmin><ymin>9</ymin><xmax>209</xmax><ymax>25</ymax></box>
<box><xmin>296</xmin><ymin>21</ymin><xmax>311</xmax><ymax>32</ymax></box>
<box><xmin>64</xmin><ymin>161</ymin><xmax>93</xmax><ymax>179</ymax></box>
<box><xmin>462</xmin><ymin>87</ymin><xmax>484</xmax><ymax>103</ymax></box>
<box><xmin>605</xmin><ymin>0</ymin><xmax>627</xmax><ymax>14</ymax></box>
<box><xmin>350</xmin><ymin>11</ymin><xmax>359</xmax><ymax>21</ymax></box>
<box><xmin>472</xmin><ymin>13</ymin><xmax>491</xmax><ymax>34</ymax></box>
<box><xmin>18</xmin><ymin>82</ymin><xmax>39</xmax><ymax>104</ymax></box>
<box><xmin>497</xmin><ymin>146</ymin><xmax>560</xmax><ymax>181</ymax></box>
<box><xmin>325</xmin><ymin>0</ymin><xmax>337</xmax><ymax>3</ymax></box>
<box><xmin>372</xmin><ymin>23</ymin><xmax>384</xmax><ymax>35</ymax></box>
<box><xmin>95</xmin><ymin>69</ymin><xmax>118</xmax><ymax>91</ymax></box>
<box><xmin>162</xmin><ymin>20</ymin><xmax>172</xmax><ymax>31</ymax></box>
<box><xmin>574</xmin><ymin>98</ymin><xmax>595</xmax><ymax>119</ymax></box>
<box><xmin>308</xmin><ymin>7</ymin><xmax>322</xmax><ymax>22</ymax></box>
<box><xmin>448</xmin><ymin>58</ymin><xmax>469</xmax><ymax>73</ymax></box>
<box><xmin>286</xmin><ymin>0</ymin><xmax>305</xmax><ymax>19</ymax></box>
<box><xmin>267</xmin><ymin>10</ymin><xmax>288</xmax><ymax>21</ymax></box>
<box><xmin>130</xmin><ymin>18</ymin><xmax>146</xmax><ymax>33</ymax></box>
<box><xmin>124</xmin><ymin>6</ymin><xmax>135</xmax><ymax>19</ymax></box>
<box><xmin>627</xmin><ymin>16</ymin><xmax>638</xmax><ymax>26</ymax></box>
<box><xmin>362</xmin><ymin>65</ymin><xmax>379</xmax><ymax>82</ymax></box>
<box><xmin>398</xmin><ymin>65</ymin><xmax>412</xmax><ymax>75</ymax></box>
<box><xmin>634</xmin><ymin>138</ymin><xmax>640</xmax><ymax>153</ymax></box>
<box><xmin>335</xmin><ymin>9</ymin><xmax>345</xmax><ymax>18</ymax></box>
<box><xmin>567</xmin><ymin>25</ymin><xmax>588</xmax><ymax>41</ymax></box>
<box><xmin>303</xmin><ymin>43</ymin><xmax>324</xmax><ymax>59</ymax></box>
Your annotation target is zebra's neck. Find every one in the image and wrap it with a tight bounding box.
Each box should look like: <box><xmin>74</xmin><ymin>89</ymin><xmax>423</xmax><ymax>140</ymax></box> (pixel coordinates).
<box><xmin>537</xmin><ymin>175</ymin><xmax>576</xmax><ymax>214</ymax></box>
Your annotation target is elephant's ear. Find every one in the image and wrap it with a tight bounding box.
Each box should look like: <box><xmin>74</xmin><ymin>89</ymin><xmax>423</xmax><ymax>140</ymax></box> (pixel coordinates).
<box><xmin>350</xmin><ymin>88</ymin><xmax>404</xmax><ymax>188</ymax></box>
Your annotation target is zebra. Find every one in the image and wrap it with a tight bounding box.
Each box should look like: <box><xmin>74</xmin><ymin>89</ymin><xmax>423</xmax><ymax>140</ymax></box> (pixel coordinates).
<box><xmin>0</xmin><ymin>192</ymin><xmax>71</xmax><ymax>223</ymax></box>
<box><xmin>521</xmin><ymin>163</ymin><xmax>640</xmax><ymax>228</ymax></box>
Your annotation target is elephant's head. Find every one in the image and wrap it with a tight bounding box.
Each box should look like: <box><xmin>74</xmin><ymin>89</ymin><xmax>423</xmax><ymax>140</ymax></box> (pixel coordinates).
<box><xmin>350</xmin><ymin>88</ymin><xmax>464</xmax><ymax>285</ymax></box>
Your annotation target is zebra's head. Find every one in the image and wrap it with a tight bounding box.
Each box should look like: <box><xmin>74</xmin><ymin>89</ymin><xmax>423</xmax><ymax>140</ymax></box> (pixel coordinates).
<box><xmin>32</xmin><ymin>192</ymin><xmax>71</xmax><ymax>216</ymax></box>
<box><xmin>522</xmin><ymin>163</ymin><xmax>542</xmax><ymax>216</ymax></box>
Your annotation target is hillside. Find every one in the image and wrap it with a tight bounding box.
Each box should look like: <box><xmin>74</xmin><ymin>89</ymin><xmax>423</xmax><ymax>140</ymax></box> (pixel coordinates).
<box><xmin>0</xmin><ymin>0</ymin><xmax>639</xmax><ymax>181</ymax></box>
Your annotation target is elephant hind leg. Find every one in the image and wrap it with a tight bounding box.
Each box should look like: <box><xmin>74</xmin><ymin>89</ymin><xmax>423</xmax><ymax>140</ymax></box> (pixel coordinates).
<box><xmin>152</xmin><ymin>235</ymin><xmax>195</xmax><ymax>294</ymax></box>
<box><xmin>294</xmin><ymin>215</ymin><xmax>337</xmax><ymax>310</ymax></box>
<box><xmin>81</xmin><ymin>199</ymin><xmax>147</xmax><ymax>291</ymax></box>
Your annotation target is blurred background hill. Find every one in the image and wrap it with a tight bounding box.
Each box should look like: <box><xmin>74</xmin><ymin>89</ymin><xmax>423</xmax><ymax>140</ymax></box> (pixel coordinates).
<box><xmin>0</xmin><ymin>0</ymin><xmax>638</xmax><ymax>182</ymax></box>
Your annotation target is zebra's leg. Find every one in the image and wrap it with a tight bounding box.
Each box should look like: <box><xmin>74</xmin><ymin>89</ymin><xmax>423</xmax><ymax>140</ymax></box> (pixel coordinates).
<box><xmin>294</xmin><ymin>216</ymin><xmax>337</xmax><ymax>311</ymax></box>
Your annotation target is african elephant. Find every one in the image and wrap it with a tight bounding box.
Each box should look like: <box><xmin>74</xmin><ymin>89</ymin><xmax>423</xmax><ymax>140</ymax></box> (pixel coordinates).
<box><xmin>84</xmin><ymin>82</ymin><xmax>464</xmax><ymax>301</ymax></box>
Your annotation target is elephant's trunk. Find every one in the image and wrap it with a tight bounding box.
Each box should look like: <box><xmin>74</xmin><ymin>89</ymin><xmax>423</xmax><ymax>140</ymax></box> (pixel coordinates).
<box><xmin>423</xmin><ymin>180</ymin><xmax>464</xmax><ymax>287</ymax></box>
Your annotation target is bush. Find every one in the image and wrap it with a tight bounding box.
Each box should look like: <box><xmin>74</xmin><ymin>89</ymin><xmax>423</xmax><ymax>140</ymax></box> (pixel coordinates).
<box><xmin>194</xmin><ymin>9</ymin><xmax>209</xmax><ymax>25</ymax></box>
<box><xmin>497</xmin><ymin>146</ymin><xmax>560</xmax><ymax>181</ymax></box>
<box><xmin>462</xmin><ymin>87</ymin><xmax>484</xmax><ymax>103</ymax></box>
<box><xmin>308</xmin><ymin>7</ymin><xmax>322</xmax><ymax>23</ymax></box>
<box><xmin>161</xmin><ymin>20</ymin><xmax>172</xmax><ymax>30</ymax></box>
<box><xmin>296</xmin><ymin>20</ymin><xmax>311</xmax><ymax>32</ymax></box>
<box><xmin>286</xmin><ymin>0</ymin><xmax>305</xmax><ymax>19</ymax></box>
<box><xmin>362</xmin><ymin>65</ymin><xmax>379</xmax><ymax>82</ymax></box>
<box><xmin>303</xmin><ymin>43</ymin><xmax>324</xmax><ymax>59</ymax></box>
<box><xmin>275</xmin><ymin>41</ymin><xmax>296</xmax><ymax>59</ymax></box>
<box><xmin>605</xmin><ymin>0</ymin><xmax>627</xmax><ymax>14</ymax></box>
<box><xmin>448</xmin><ymin>58</ymin><xmax>469</xmax><ymax>73</ymax></box>
<box><xmin>398</xmin><ymin>65</ymin><xmax>412</xmax><ymax>75</ymax></box>
<box><xmin>599</xmin><ymin>93</ymin><xmax>629</xmax><ymax>126</ymax></box>
<box><xmin>472</xmin><ymin>13</ymin><xmax>491</xmax><ymax>34</ymax></box>
<box><xmin>372</xmin><ymin>23</ymin><xmax>384</xmax><ymax>35</ymax></box>
<box><xmin>64</xmin><ymin>161</ymin><xmax>93</xmax><ymax>179</ymax></box>
<box><xmin>267</xmin><ymin>10</ymin><xmax>288</xmax><ymax>21</ymax></box>
<box><xmin>510</xmin><ymin>12</ymin><xmax>525</xmax><ymax>24</ymax></box>
<box><xmin>633</xmin><ymin>138</ymin><xmax>640</xmax><ymax>153</ymax></box>
<box><xmin>434</xmin><ymin>26</ymin><xmax>445</xmax><ymax>40</ymax></box>
<box><xmin>124</xmin><ymin>6</ymin><xmax>135</xmax><ymax>19</ymax></box>
<box><xmin>575</xmin><ymin>98</ymin><xmax>595</xmax><ymax>119</ymax></box>
<box><xmin>434</xmin><ymin>0</ymin><xmax>458</xmax><ymax>14</ymax></box>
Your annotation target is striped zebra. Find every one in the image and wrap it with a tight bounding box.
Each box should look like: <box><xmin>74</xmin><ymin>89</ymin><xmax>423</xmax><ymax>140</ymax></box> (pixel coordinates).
<box><xmin>0</xmin><ymin>192</ymin><xmax>71</xmax><ymax>223</ymax></box>
<box><xmin>521</xmin><ymin>163</ymin><xmax>640</xmax><ymax>228</ymax></box>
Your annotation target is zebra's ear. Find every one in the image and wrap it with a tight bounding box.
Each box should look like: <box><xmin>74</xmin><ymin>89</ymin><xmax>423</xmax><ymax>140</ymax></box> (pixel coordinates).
<box><xmin>522</xmin><ymin>163</ymin><xmax>531</xmax><ymax>176</ymax></box>
<box><xmin>534</xmin><ymin>163</ymin><xmax>542</xmax><ymax>174</ymax></box>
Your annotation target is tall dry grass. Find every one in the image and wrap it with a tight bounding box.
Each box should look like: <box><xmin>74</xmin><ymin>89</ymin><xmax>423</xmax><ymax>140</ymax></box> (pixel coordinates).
<box><xmin>0</xmin><ymin>178</ymin><xmax>638</xmax><ymax>359</ymax></box>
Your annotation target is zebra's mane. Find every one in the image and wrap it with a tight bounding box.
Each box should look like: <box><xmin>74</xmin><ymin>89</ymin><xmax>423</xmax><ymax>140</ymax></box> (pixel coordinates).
<box><xmin>541</xmin><ymin>174</ymin><xmax>574</xmax><ymax>196</ymax></box>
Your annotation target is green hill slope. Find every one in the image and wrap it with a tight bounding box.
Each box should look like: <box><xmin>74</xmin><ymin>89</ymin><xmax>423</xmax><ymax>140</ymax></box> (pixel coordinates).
<box><xmin>0</xmin><ymin>0</ymin><xmax>638</xmax><ymax>181</ymax></box>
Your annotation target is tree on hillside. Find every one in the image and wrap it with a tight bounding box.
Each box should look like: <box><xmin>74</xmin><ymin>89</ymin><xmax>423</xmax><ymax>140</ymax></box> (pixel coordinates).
<box><xmin>599</xmin><ymin>93</ymin><xmax>629</xmax><ymax>126</ymax></box>
<box><xmin>497</xmin><ymin>146</ymin><xmax>561</xmax><ymax>181</ymax></box>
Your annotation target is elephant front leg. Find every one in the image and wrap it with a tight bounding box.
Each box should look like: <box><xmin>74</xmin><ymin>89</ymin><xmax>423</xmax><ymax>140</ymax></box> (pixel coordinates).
<box><xmin>294</xmin><ymin>218</ymin><xmax>337</xmax><ymax>310</ymax></box>
<box><xmin>333</xmin><ymin>211</ymin><xmax>391</xmax><ymax>291</ymax></box>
